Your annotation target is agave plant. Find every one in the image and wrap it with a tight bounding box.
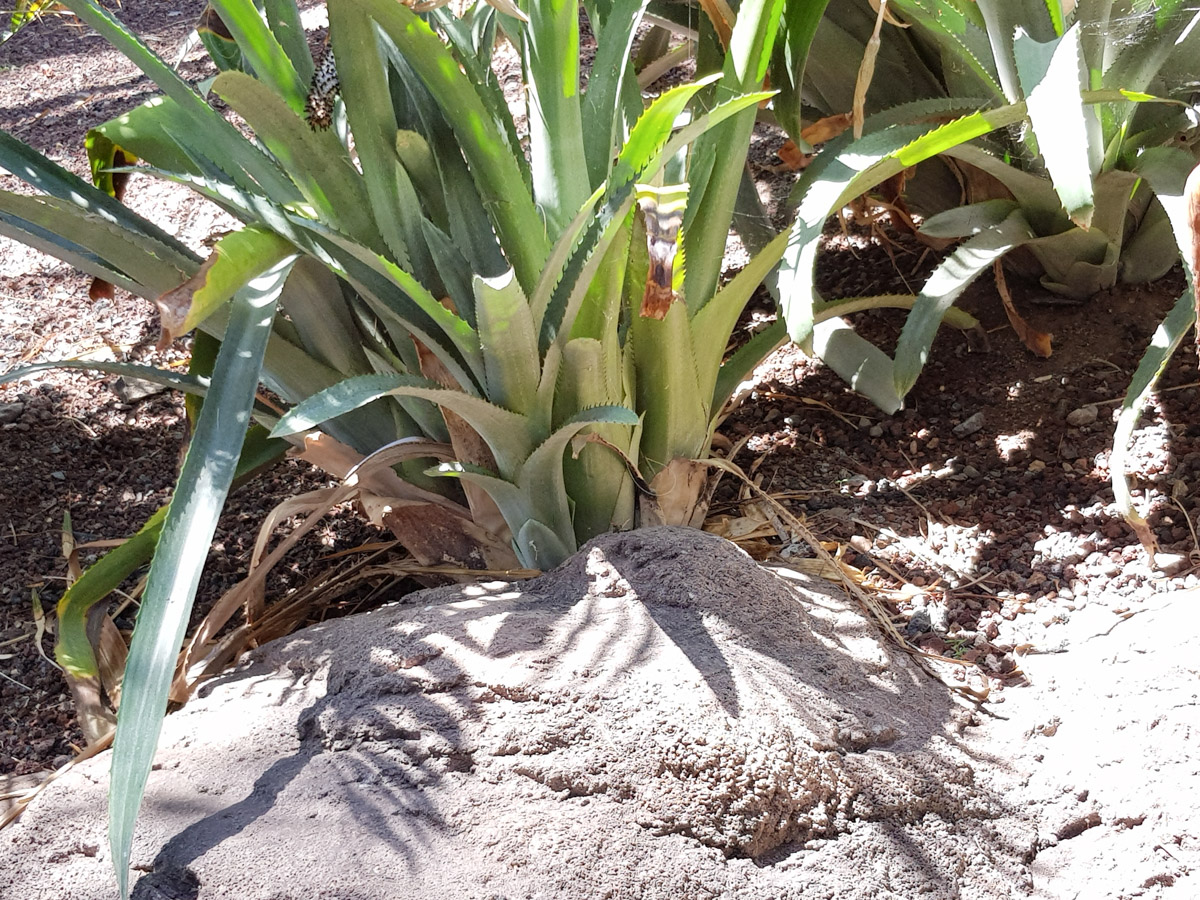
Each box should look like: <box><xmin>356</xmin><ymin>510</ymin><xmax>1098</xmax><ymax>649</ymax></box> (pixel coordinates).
<box><xmin>0</xmin><ymin>0</ymin><xmax>843</xmax><ymax>892</ymax></box>
<box><xmin>779</xmin><ymin>0</ymin><xmax>1199</xmax><ymax>368</ymax></box>
<box><xmin>891</xmin><ymin>0</ymin><xmax>1198</xmax><ymax>293</ymax></box>
<box><xmin>765</xmin><ymin>0</ymin><xmax>1199</xmax><ymax>547</ymax></box>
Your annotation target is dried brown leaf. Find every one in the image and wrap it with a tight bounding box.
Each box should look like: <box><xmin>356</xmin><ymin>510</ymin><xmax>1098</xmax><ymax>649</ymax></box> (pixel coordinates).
<box><xmin>637</xmin><ymin>190</ymin><xmax>684</xmax><ymax>320</ymax></box>
<box><xmin>803</xmin><ymin>113</ymin><xmax>855</xmax><ymax>146</ymax></box>
<box><xmin>853</xmin><ymin>0</ymin><xmax>890</xmax><ymax>139</ymax></box>
<box><xmin>777</xmin><ymin>115</ymin><xmax>856</xmax><ymax>171</ymax></box>
<box><xmin>698</xmin><ymin>0</ymin><xmax>735</xmax><ymax>50</ymax></box>
<box><xmin>868</xmin><ymin>0</ymin><xmax>908</xmax><ymax>27</ymax></box>
<box><xmin>413</xmin><ymin>340</ymin><xmax>511</xmax><ymax>541</ymax></box>
<box><xmin>382</xmin><ymin>501</ymin><xmax>518</xmax><ymax>571</ymax></box>
<box><xmin>154</xmin><ymin>254</ymin><xmax>217</xmax><ymax>350</ymax></box>
<box><xmin>995</xmin><ymin>260</ymin><xmax>1053</xmax><ymax>358</ymax></box>
<box><xmin>640</xmin><ymin>458</ymin><xmax>711</xmax><ymax>528</ymax></box>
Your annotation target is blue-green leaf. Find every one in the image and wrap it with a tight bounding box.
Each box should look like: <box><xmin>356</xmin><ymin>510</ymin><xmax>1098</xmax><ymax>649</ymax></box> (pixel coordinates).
<box><xmin>1017</xmin><ymin>23</ymin><xmax>1097</xmax><ymax>226</ymax></box>
<box><xmin>0</xmin><ymin>129</ymin><xmax>194</xmax><ymax>258</ymax></box>
<box><xmin>580</xmin><ymin>0</ymin><xmax>649</xmax><ymax>186</ymax></box>
<box><xmin>208</xmin><ymin>0</ymin><xmax>308</xmax><ymax>111</ymax></box>
<box><xmin>59</xmin><ymin>0</ymin><xmax>301</xmax><ymax>203</ymax></box>
<box><xmin>920</xmin><ymin>198</ymin><xmax>1021</xmax><ymax>238</ymax></box>
<box><xmin>109</xmin><ymin>252</ymin><xmax>295</xmax><ymax>900</ymax></box>
<box><xmin>895</xmin><ymin>209</ymin><xmax>1035</xmax><ymax>397</ymax></box>
<box><xmin>812</xmin><ymin>319</ymin><xmax>904</xmax><ymax>415</ymax></box>
<box><xmin>475</xmin><ymin>270</ymin><xmax>540</xmax><ymax>417</ymax></box>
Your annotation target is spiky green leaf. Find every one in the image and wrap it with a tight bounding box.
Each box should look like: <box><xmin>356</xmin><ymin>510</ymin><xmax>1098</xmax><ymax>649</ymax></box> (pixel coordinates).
<box><xmin>109</xmin><ymin>252</ymin><xmax>294</xmax><ymax>900</ymax></box>
<box><xmin>895</xmin><ymin>209</ymin><xmax>1035</xmax><ymax>397</ymax></box>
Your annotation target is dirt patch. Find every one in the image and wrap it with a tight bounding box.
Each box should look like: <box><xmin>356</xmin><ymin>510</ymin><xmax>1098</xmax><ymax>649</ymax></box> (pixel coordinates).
<box><xmin>723</xmin><ymin>223</ymin><xmax>1198</xmax><ymax>683</ymax></box>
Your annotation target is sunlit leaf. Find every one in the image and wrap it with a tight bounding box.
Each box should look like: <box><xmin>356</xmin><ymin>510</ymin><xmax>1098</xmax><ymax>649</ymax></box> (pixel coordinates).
<box><xmin>156</xmin><ymin>225</ymin><xmax>296</xmax><ymax>345</ymax></box>
<box><xmin>108</xmin><ymin>253</ymin><xmax>295</xmax><ymax>900</ymax></box>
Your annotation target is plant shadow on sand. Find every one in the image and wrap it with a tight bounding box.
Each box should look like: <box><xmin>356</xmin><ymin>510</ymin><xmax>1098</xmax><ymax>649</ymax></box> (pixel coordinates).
<box><xmin>104</xmin><ymin>528</ymin><xmax>1033</xmax><ymax>900</ymax></box>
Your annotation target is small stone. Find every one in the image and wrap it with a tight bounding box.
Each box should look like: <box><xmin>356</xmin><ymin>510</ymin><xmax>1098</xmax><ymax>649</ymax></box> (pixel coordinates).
<box><xmin>1027</xmin><ymin>460</ymin><xmax>1046</xmax><ymax>473</ymax></box>
<box><xmin>869</xmin><ymin>424</ymin><xmax>884</xmax><ymax>438</ymax></box>
<box><xmin>1066</xmin><ymin>405</ymin><xmax>1099</xmax><ymax>427</ymax></box>
<box><xmin>1154</xmin><ymin>552</ymin><xmax>1191</xmax><ymax>576</ymax></box>
<box><xmin>905</xmin><ymin>609</ymin><xmax>932</xmax><ymax>636</ymax></box>
<box><xmin>962</xmin><ymin>465</ymin><xmax>981</xmax><ymax>478</ymax></box>
<box><xmin>918</xmin><ymin>635</ymin><xmax>948</xmax><ymax>655</ymax></box>
<box><xmin>849</xmin><ymin>535</ymin><xmax>872</xmax><ymax>554</ymax></box>
<box><xmin>953</xmin><ymin>412</ymin><xmax>985</xmax><ymax>438</ymax></box>
<box><xmin>927</xmin><ymin>601</ymin><xmax>950</xmax><ymax>632</ymax></box>
<box><xmin>858</xmin><ymin>417</ymin><xmax>871</xmax><ymax>430</ymax></box>
<box><xmin>112</xmin><ymin>376</ymin><xmax>167</xmax><ymax>404</ymax></box>
<box><xmin>50</xmin><ymin>471</ymin><xmax>66</xmax><ymax>481</ymax></box>
<box><xmin>1101</xmin><ymin>520</ymin><xmax>1125</xmax><ymax>539</ymax></box>
<box><xmin>0</xmin><ymin>402</ymin><xmax>24</xmax><ymax>424</ymax></box>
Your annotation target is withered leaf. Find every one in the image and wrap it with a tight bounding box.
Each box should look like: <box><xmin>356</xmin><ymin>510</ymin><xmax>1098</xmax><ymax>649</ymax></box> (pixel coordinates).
<box><xmin>154</xmin><ymin>253</ymin><xmax>219</xmax><ymax>351</ymax></box>
<box><xmin>636</xmin><ymin>185</ymin><xmax>687</xmax><ymax>320</ymax></box>
<box><xmin>995</xmin><ymin>260</ymin><xmax>1053</xmax><ymax>359</ymax></box>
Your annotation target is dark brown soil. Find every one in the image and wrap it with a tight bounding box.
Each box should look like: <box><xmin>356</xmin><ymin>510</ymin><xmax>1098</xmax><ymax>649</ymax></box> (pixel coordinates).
<box><xmin>2</xmin><ymin>1</ymin><xmax>1198</xmax><ymax>790</ymax></box>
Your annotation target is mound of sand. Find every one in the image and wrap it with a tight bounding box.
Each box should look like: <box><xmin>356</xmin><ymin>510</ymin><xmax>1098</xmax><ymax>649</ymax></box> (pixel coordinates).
<box><xmin>1</xmin><ymin>528</ymin><xmax>1043</xmax><ymax>898</ymax></box>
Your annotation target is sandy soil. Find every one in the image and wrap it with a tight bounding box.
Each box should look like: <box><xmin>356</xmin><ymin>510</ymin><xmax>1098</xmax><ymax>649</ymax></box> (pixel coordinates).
<box><xmin>3</xmin><ymin>529</ymin><xmax>1197</xmax><ymax>899</ymax></box>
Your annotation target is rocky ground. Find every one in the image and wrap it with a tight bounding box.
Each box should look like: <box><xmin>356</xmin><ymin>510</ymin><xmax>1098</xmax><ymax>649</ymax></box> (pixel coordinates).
<box><xmin>1</xmin><ymin>8</ymin><xmax>1198</xmax><ymax>895</ymax></box>
<box><xmin>729</xmin><ymin>237</ymin><xmax>1197</xmax><ymax>670</ymax></box>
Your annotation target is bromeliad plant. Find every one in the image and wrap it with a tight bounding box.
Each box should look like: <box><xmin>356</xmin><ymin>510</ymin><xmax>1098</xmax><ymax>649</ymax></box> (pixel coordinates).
<box><xmin>0</xmin><ymin>0</ymin><xmax>834</xmax><ymax>893</ymax></box>
<box><xmin>47</xmin><ymin>0</ymin><xmax>797</xmax><ymax>570</ymax></box>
